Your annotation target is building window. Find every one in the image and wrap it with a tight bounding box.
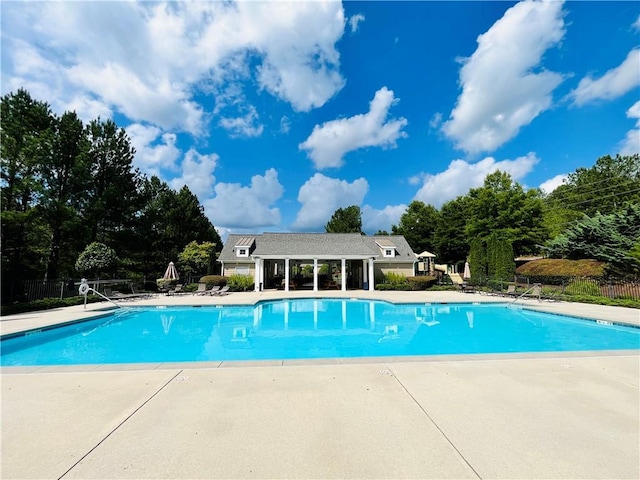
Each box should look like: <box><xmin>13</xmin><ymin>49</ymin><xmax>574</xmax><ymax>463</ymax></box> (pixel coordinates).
<box><xmin>237</xmin><ymin>248</ymin><xmax>248</xmax><ymax>257</ymax></box>
<box><xmin>235</xmin><ymin>266</ymin><xmax>250</xmax><ymax>275</ymax></box>
<box><xmin>384</xmin><ymin>249</ymin><xmax>395</xmax><ymax>257</ymax></box>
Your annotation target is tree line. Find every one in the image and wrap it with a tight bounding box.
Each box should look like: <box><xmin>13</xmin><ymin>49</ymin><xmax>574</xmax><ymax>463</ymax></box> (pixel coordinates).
<box><xmin>326</xmin><ymin>155</ymin><xmax>640</xmax><ymax>277</ymax></box>
<box><xmin>1</xmin><ymin>89</ymin><xmax>221</xmax><ymax>302</ymax></box>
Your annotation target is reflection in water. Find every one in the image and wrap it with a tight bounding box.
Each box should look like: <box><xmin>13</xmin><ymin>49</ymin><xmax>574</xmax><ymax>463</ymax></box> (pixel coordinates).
<box><xmin>161</xmin><ymin>315</ymin><xmax>174</xmax><ymax>335</ymax></box>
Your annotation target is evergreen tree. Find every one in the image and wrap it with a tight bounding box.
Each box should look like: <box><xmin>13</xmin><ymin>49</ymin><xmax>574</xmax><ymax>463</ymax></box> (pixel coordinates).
<box><xmin>325</xmin><ymin>205</ymin><xmax>363</xmax><ymax>233</ymax></box>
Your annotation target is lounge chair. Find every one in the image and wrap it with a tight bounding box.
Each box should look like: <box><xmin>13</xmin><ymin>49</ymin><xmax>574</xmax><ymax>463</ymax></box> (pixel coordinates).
<box><xmin>205</xmin><ymin>285</ymin><xmax>221</xmax><ymax>295</ymax></box>
<box><xmin>504</xmin><ymin>284</ymin><xmax>517</xmax><ymax>297</ymax></box>
<box><xmin>170</xmin><ymin>284</ymin><xmax>184</xmax><ymax>295</ymax></box>
<box><xmin>212</xmin><ymin>285</ymin><xmax>230</xmax><ymax>296</ymax></box>
<box><xmin>460</xmin><ymin>283</ymin><xmax>475</xmax><ymax>293</ymax></box>
<box><xmin>193</xmin><ymin>283</ymin><xmax>207</xmax><ymax>295</ymax></box>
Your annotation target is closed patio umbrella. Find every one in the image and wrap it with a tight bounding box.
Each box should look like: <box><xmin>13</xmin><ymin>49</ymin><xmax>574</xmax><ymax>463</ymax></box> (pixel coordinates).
<box><xmin>163</xmin><ymin>261</ymin><xmax>179</xmax><ymax>280</ymax></box>
<box><xmin>463</xmin><ymin>261</ymin><xmax>471</xmax><ymax>279</ymax></box>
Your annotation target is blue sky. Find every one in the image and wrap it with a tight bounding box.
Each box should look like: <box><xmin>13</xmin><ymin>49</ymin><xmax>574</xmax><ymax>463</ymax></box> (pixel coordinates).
<box><xmin>2</xmin><ymin>1</ymin><xmax>639</xmax><ymax>238</ymax></box>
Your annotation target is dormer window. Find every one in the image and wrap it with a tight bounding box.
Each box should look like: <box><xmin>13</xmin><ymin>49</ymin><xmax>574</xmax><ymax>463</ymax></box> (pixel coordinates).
<box><xmin>376</xmin><ymin>239</ymin><xmax>397</xmax><ymax>258</ymax></box>
<box><xmin>234</xmin><ymin>236</ymin><xmax>255</xmax><ymax>257</ymax></box>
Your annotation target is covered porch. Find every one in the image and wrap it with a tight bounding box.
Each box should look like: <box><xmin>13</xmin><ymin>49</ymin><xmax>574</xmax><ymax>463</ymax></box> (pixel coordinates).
<box><xmin>252</xmin><ymin>256</ymin><xmax>376</xmax><ymax>292</ymax></box>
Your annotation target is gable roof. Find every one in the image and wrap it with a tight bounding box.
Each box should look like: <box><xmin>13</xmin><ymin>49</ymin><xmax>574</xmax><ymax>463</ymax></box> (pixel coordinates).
<box><xmin>219</xmin><ymin>233</ymin><xmax>416</xmax><ymax>262</ymax></box>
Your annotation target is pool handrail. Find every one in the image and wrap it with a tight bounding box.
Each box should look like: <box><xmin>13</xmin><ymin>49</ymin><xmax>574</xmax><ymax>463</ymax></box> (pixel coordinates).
<box><xmin>510</xmin><ymin>283</ymin><xmax>541</xmax><ymax>305</ymax></box>
<box><xmin>84</xmin><ymin>287</ymin><xmax>122</xmax><ymax>309</ymax></box>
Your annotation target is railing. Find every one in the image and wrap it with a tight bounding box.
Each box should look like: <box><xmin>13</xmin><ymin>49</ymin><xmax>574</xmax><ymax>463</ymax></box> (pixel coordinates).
<box><xmin>470</xmin><ymin>275</ymin><xmax>640</xmax><ymax>302</ymax></box>
<box><xmin>1</xmin><ymin>278</ymin><xmax>133</xmax><ymax>304</ymax></box>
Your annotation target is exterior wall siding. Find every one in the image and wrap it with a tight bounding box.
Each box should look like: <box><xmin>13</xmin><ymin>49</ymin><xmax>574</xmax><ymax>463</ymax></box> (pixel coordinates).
<box><xmin>222</xmin><ymin>262</ymin><xmax>255</xmax><ymax>277</ymax></box>
<box><xmin>375</xmin><ymin>263</ymin><xmax>414</xmax><ymax>278</ymax></box>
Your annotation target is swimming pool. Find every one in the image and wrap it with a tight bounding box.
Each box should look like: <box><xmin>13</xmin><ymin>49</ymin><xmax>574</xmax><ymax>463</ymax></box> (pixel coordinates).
<box><xmin>1</xmin><ymin>299</ymin><xmax>638</xmax><ymax>366</ymax></box>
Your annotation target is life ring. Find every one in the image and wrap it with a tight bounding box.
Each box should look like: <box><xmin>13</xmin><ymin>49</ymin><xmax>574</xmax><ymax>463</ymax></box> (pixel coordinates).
<box><xmin>79</xmin><ymin>283</ymin><xmax>90</xmax><ymax>295</ymax></box>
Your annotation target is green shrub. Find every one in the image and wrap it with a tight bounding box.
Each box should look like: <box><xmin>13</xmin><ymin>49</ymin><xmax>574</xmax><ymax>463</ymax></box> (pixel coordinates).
<box><xmin>516</xmin><ymin>259</ymin><xmax>606</xmax><ymax>277</ymax></box>
<box><xmin>0</xmin><ymin>296</ymin><xmax>105</xmax><ymax>316</ymax></box>
<box><xmin>376</xmin><ymin>283</ymin><xmax>413</xmax><ymax>291</ymax></box>
<box><xmin>384</xmin><ymin>272</ymin><xmax>408</xmax><ymax>285</ymax></box>
<box><xmin>156</xmin><ymin>278</ymin><xmax>177</xmax><ymax>291</ymax></box>
<box><xmin>182</xmin><ymin>283</ymin><xmax>198</xmax><ymax>293</ymax></box>
<box><xmin>199</xmin><ymin>275</ymin><xmax>227</xmax><ymax>288</ymax></box>
<box><xmin>565</xmin><ymin>279</ymin><xmax>601</xmax><ymax>296</ymax></box>
<box><xmin>226</xmin><ymin>274</ymin><xmax>254</xmax><ymax>292</ymax></box>
<box><xmin>406</xmin><ymin>276</ymin><xmax>436</xmax><ymax>290</ymax></box>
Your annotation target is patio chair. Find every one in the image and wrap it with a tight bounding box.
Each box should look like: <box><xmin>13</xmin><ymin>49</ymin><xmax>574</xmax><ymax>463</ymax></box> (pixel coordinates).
<box><xmin>193</xmin><ymin>283</ymin><xmax>207</xmax><ymax>295</ymax></box>
<box><xmin>212</xmin><ymin>285</ymin><xmax>230</xmax><ymax>296</ymax></box>
<box><xmin>205</xmin><ymin>285</ymin><xmax>221</xmax><ymax>295</ymax></box>
<box><xmin>504</xmin><ymin>284</ymin><xmax>518</xmax><ymax>297</ymax></box>
<box><xmin>170</xmin><ymin>284</ymin><xmax>184</xmax><ymax>295</ymax></box>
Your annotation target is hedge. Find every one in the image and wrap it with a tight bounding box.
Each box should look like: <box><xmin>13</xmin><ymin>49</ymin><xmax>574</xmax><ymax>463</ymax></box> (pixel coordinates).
<box><xmin>516</xmin><ymin>258</ymin><xmax>605</xmax><ymax>277</ymax></box>
<box><xmin>199</xmin><ymin>275</ymin><xmax>228</xmax><ymax>288</ymax></box>
<box><xmin>1</xmin><ymin>296</ymin><xmax>105</xmax><ymax>316</ymax></box>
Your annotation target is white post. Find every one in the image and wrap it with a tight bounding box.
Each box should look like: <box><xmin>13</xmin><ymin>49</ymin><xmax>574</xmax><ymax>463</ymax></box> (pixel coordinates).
<box><xmin>368</xmin><ymin>258</ymin><xmax>374</xmax><ymax>291</ymax></box>
<box><xmin>313</xmin><ymin>258</ymin><xmax>318</xmax><ymax>291</ymax></box>
<box><xmin>285</xmin><ymin>258</ymin><xmax>290</xmax><ymax>292</ymax></box>
<box><xmin>363</xmin><ymin>259</ymin><xmax>368</xmax><ymax>290</ymax></box>
<box><xmin>254</xmin><ymin>258</ymin><xmax>261</xmax><ymax>292</ymax></box>
<box><xmin>341</xmin><ymin>258</ymin><xmax>346</xmax><ymax>291</ymax></box>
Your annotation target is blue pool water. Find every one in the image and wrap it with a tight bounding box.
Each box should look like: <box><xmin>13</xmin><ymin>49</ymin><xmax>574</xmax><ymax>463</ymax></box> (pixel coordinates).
<box><xmin>1</xmin><ymin>299</ymin><xmax>638</xmax><ymax>366</ymax></box>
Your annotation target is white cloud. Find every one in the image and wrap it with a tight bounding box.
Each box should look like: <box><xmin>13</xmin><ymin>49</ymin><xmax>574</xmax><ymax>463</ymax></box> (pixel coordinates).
<box><xmin>218</xmin><ymin>106</ymin><xmax>264</xmax><ymax>138</ymax></box>
<box><xmin>429</xmin><ymin>112</ymin><xmax>443</xmax><ymax>129</ymax></box>
<box><xmin>569</xmin><ymin>48</ymin><xmax>640</xmax><ymax>107</ymax></box>
<box><xmin>280</xmin><ymin>116</ymin><xmax>291</xmax><ymax>134</ymax></box>
<box><xmin>632</xmin><ymin>15</ymin><xmax>640</xmax><ymax>31</ymax></box>
<box><xmin>442</xmin><ymin>0</ymin><xmax>566</xmax><ymax>153</ymax></box>
<box><xmin>349</xmin><ymin>14</ymin><xmax>365</xmax><ymax>33</ymax></box>
<box><xmin>204</xmin><ymin>169</ymin><xmax>284</xmax><ymax>229</ymax></box>
<box><xmin>126</xmin><ymin>124</ymin><xmax>181</xmax><ymax>177</ymax></box>
<box><xmin>299</xmin><ymin>87</ymin><xmax>408</xmax><ymax>169</ymax></box>
<box><xmin>362</xmin><ymin>204</ymin><xmax>406</xmax><ymax>234</ymax></box>
<box><xmin>539</xmin><ymin>173</ymin><xmax>568</xmax><ymax>194</ymax></box>
<box><xmin>618</xmin><ymin>101</ymin><xmax>640</xmax><ymax>155</ymax></box>
<box><xmin>413</xmin><ymin>153</ymin><xmax>540</xmax><ymax>207</ymax></box>
<box><xmin>169</xmin><ymin>149</ymin><xmax>218</xmax><ymax>200</ymax></box>
<box><xmin>292</xmin><ymin>174</ymin><xmax>369</xmax><ymax>231</ymax></box>
<box><xmin>2</xmin><ymin>0</ymin><xmax>346</xmax><ymax>133</ymax></box>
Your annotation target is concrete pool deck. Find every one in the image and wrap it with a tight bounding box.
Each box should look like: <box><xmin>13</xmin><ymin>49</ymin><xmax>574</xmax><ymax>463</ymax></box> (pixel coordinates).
<box><xmin>1</xmin><ymin>291</ymin><xmax>639</xmax><ymax>479</ymax></box>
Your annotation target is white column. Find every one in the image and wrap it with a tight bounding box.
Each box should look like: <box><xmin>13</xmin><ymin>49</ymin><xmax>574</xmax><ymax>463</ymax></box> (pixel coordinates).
<box><xmin>221</xmin><ymin>261</ymin><xmax>225</xmax><ymax>276</ymax></box>
<box><xmin>254</xmin><ymin>258</ymin><xmax>260</xmax><ymax>292</ymax></box>
<box><xmin>368</xmin><ymin>258</ymin><xmax>374</xmax><ymax>291</ymax></box>
<box><xmin>341</xmin><ymin>258</ymin><xmax>347</xmax><ymax>291</ymax></box>
<box><xmin>284</xmin><ymin>258</ymin><xmax>290</xmax><ymax>292</ymax></box>
<box><xmin>313</xmin><ymin>258</ymin><xmax>318</xmax><ymax>291</ymax></box>
<box><xmin>363</xmin><ymin>259</ymin><xmax>368</xmax><ymax>289</ymax></box>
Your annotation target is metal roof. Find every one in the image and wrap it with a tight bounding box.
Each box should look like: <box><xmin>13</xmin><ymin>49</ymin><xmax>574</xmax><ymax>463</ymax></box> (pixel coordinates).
<box><xmin>234</xmin><ymin>237</ymin><xmax>256</xmax><ymax>247</ymax></box>
<box><xmin>375</xmin><ymin>238</ymin><xmax>397</xmax><ymax>248</ymax></box>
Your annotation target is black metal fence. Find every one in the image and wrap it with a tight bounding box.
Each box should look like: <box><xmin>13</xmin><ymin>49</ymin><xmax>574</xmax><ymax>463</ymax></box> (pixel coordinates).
<box><xmin>502</xmin><ymin>275</ymin><xmax>640</xmax><ymax>301</ymax></box>
<box><xmin>1</xmin><ymin>278</ymin><xmax>136</xmax><ymax>304</ymax></box>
